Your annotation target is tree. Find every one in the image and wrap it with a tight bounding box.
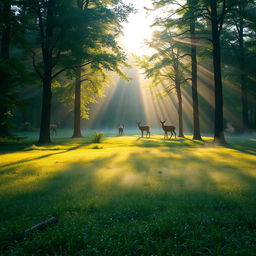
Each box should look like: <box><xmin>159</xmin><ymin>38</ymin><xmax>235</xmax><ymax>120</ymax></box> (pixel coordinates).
<box><xmin>148</xmin><ymin>0</ymin><xmax>203</xmax><ymax>139</ymax></box>
<box><xmin>188</xmin><ymin>0</ymin><xmax>202</xmax><ymax>140</ymax></box>
<box><xmin>198</xmin><ymin>0</ymin><xmax>241</xmax><ymax>143</ymax></box>
<box><xmin>53</xmin><ymin>66</ymin><xmax>109</xmax><ymax>128</ymax></box>
<box><xmin>0</xmin><ymin>1</ymin><xmax>12</xmax><ymax>137</ymax></box>
<box><xmin>139</xmin><ymin>31</ymin><xmax>190</xmax><ymax>137</ymax></box>
<box><xmin>224</xmin><ymin>0</ymin><xmax>255</xmax><ymax>130</ymax></box>
<box><xmin>24</xmin><ymin>0</ymin><xmax>133</xmax><ymax>144</ymax></box>
<box><xmin>71</xmin><ymin>0</ymin><xmax>132</xmax><ymax>138</ymax></box>
<box><xmin>0</xmin><ymin>0</ymin><xmax>30</xmax><ymax>137</ymax></box>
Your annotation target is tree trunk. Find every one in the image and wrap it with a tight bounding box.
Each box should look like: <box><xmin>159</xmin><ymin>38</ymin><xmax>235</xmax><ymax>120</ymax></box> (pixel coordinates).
<box><xmin>210</xmin><ymin>1</ymin><xmax>226</xmax><ymax>144</ymax></box>
<box><xmin>0</xmin><ymin>1</ymin><xmax>11</xmax><ymax>137</ymax></box>
<box><xmin>38</xmin><ymin>73</ymin><xmax>52</xmax><ymax>144</ymax></box>
<box><xmin>38</xmin><ymin>0</ymin><xmax>54</xmax><ymax>144</ymax></box>
<box><xmin>206</xmin><ymin>19</ymin><xmax>214</xmax><ymax>133</ymax></box>
<box><xmin>72</xmin><ymin>67</ymin><xmax>83</xmax><ymax>138</ymax></box>
<box><xmin>189</xmin><ymin>5</ymin><xmax>202</xmax><ymax>140</ymax></box>
<box><xmin>254</xmin><ymin>96</ymin><xmax>256</xmax><ymax>129</ymax></box>
<box><xmin>238</xmin><ymin>8</ymin><xmax>249</xmax><ymax>130</ymax></box>
<box><xmin>176</xmin><ymin>83</ymin><xmax>184</xmax><ymax>137</ymax></box>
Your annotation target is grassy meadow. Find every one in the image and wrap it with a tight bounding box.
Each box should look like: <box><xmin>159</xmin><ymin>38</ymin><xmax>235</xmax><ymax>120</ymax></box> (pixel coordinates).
<box><xmin>0</xmin><ymin>133</ymin><xmax>256</xmax><ymax>255</ymax></box>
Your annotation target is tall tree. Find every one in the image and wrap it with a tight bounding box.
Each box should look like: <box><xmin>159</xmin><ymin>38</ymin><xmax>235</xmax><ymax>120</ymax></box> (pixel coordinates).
<box><xmin>148</xmin><ymin>0</ymin><xmax>203</xmax><ymax>139</ymax></box>
<box><xmin>188</xmin><ymin>0</ymin><xmax>202</xmax><ymax>140</ymax></box>
<box><xmin>25</xmin><ymin>0</ymin><xmax>132</xmax><ymax>144</ymax></box>
<box><xmin>25</xmin><ymin>0</ymin><xmax>93</xmax><ymax>143</ymax></box>
<box><xmin>0</xmin><ymin>1</ymin><xmax>12</xmax><ymax>137</ymax></box>
<box><xmin>198</xmin><ymin>0</ymin><xmax>235</xmax><ymax>144</ymax></box>
<box><xmin>225</xmin><ymin>0</ymin><xmax>255</xmax><ymax>130</ymax></box>
<box><xmin>71</xmin><ymin>0</ymin><xmax>132</xmax><ymax>138</ymax></box>
<box><xmin>139</xmin><ymin>31</ymin><xmax>190</xmax><ymax>137</ymax></box>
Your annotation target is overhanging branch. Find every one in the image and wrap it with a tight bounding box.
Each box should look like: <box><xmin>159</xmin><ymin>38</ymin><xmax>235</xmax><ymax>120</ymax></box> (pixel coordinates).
<box><xmin>51</xmin><ymin>61</ymin><xmax>93</xmax><ymax>79</ymax></box>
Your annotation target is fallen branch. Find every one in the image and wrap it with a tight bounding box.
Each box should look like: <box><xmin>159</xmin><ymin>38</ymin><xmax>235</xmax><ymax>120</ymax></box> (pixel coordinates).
<box><xmin>25</xmin><ymin>217</ymin><xmax>58</xmax><ymax>234</ymax></box>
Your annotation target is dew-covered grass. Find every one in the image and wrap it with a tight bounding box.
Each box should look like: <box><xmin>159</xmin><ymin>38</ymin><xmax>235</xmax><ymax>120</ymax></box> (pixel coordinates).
<box><xmin>0</xmin><ymin>132</ymin><xmax>256</xmax><ymax>255</ymax></box>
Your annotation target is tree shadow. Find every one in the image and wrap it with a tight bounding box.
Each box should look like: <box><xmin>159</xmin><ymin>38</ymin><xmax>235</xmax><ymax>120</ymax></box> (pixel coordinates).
<box><xmin>0</xmin><ymin>140</ymin><xmax>91</xmax><ymax>172</ymax></box>
<box><xmin>1</xmin><ymin>141</ymin><xmax>256</xmax><ymax>255</ymax></box>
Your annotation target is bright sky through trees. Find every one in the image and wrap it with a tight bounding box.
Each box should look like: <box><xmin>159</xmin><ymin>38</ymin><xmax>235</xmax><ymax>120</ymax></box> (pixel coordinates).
<box><xmin>121</xmin><ymin>0</ymin><xmax>179</xmax><ymax>55</ymax></box>
<box><xmin>122</xmin><ymin>0</ymin><xmax>154</xmax><ymax>55</ymax></box>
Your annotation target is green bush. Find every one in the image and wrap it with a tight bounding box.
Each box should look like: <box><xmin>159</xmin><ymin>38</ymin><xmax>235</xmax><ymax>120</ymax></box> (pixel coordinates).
<box><xmin>91</xmin><ymin>132</ymin><xmax>104</xmax><ymax>143</ymax></box>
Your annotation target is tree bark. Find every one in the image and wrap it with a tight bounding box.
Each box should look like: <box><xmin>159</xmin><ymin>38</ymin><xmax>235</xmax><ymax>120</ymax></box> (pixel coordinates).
<box><xmin>0</xmin><ymin>1</ymin><xmax>11</xmax><ymax>137</ymax></box>
<box><xmin>38</xmin><ymin>71</ymin><xmax>52</xmax><ymax>144</ymax></box>
<box><xmin>176</xmin><ymin>83</ymin><xmax>184</xmax><ymax>137</ymax></box>
<box><xmin>72</xmin><ymin>67</ymin><xmax>83</xmax><ymax>138</ymax></box>
<box><xmin>238</xmin><ymin>5</ymin><xmax>249</xmax><ymax>130</ymax></box>
<box><xmin>189</xmin><ymin>3</ymin><xmax>202</xmax><ymax>140</ymax></box>
<box><xmin>210</xmin><ymin>0</ymin><xmax>226</xmax><ymax>144</ymax></box>
<box><xmin>38</xmin><ymin>0</ymin><xmax>54</xmax><ymax>144</ymax></box>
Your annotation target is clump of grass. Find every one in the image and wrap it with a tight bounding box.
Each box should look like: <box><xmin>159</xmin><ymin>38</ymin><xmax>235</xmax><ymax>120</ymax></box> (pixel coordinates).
<box><xmin>91</xmin><ymin>145</ymin><xmax>103</xmax><ymax>149</ymax></box>
<box><xmin>91</xmin><ymin>132</ymin><xmax>104</xmax><ymax>143</ymax></box>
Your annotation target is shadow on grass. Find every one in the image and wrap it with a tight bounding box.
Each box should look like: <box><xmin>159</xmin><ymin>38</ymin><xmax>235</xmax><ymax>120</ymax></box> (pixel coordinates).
<box><xmin>0</xmin><ymin>140</ymin><xmax>91</xmax><ymax>172</ymax></box>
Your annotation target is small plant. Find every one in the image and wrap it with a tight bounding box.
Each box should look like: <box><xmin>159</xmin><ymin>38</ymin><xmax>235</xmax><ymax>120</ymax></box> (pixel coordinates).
<box><xmin>91</xmin><ymin>145</ymin><xmax>103</xmax><ymax>149</ymax></box>
<box><xmin>91</xmin><ymin>132</ymin><xmax>104</xmax><ymax>143</ymax></box>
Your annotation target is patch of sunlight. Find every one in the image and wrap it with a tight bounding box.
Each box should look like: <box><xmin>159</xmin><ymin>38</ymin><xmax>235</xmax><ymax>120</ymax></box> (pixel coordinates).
<box><xmin>1</xmin><ymin>135</ymin><xmax>255</xmax><ymax>199</ymax></box>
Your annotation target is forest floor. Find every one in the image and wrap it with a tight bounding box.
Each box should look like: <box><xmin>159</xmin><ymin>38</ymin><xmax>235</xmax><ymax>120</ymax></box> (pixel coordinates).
<box><xmin>0</xmin><ymin>134</ymin><xmax>256</xmax><ymax>255</ymax></box>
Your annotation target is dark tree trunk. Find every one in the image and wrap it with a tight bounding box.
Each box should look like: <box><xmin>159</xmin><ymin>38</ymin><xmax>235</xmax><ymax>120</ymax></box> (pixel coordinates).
<box><xmin>189</xmin><ymin>7</ymin><xmax>202</xmax><ymax>140</ymax></box>
<box><xmin>72</xmin><ymin>67</ymin><xmax>83</xmax><ymax>138</ymax></box>
<box><xmin>38</xmin><ymin>73</ymin><xmax>52</xmax><ymax>144</ymax></box>
<box><xmin>238</xmin><ymin>9</ymin><xmax>249</xmax><ymax>130</ymax></box>
<box><xmin>176</xmin><ymin>83</ymin><xmax>184</xmax><ymax>137</ymax></box>
<box><xmin>254</xmin><ymin>96</ymin><xmax>256</xmax><ymax>129</ymax></box>
<box><xmin>206</xmin><ymin>19</ymin><xmax>215</xmax><ymax>133</ymax></box>
<box><xmin>38</xmin><ymin>0</ymin><xmax>54</xmax><ymax>144</ymax></box>
<box><xmin>210</xmin><ymin>1</ymin><xmax>226</xmax><ymax>144</ymax></box>
<box><xmin>0</xmin><ymin>1</ymin><xmax>11</xmax><ymax>137</ymax></box>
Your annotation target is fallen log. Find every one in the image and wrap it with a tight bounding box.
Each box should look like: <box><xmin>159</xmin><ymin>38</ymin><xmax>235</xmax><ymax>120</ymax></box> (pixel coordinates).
<box><xmin>25</xmin><ymin>217</ymin><xmax>58</xmax><ymax>234</ymax></box>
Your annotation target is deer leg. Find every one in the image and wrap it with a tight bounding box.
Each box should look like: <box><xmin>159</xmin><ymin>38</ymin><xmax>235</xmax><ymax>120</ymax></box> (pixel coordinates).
<box><xmin>174</xmin><ymin>130</ymin><xmax>176</xmax><ymax>139</ymax></box>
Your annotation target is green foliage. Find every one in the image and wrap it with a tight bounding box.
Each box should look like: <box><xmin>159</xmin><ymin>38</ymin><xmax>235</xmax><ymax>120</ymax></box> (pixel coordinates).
<box><xmin>91</xmin><ymin>132</ymin><xmax>104</xmax><ymax>143</ymax></box>
<box><xmin>19</xmin><ymin>122</ymin><xmax>35</xmax><ymax>132</ymax></box>
<box><xmin>137</xmin><ymin>30</ymin><xmax>190</xmax><ymax>98</ymax></box>
<box><xmin>53</xmin><ymin>67</ymin><xmax>109</xmax><ymax>119</ymax></box>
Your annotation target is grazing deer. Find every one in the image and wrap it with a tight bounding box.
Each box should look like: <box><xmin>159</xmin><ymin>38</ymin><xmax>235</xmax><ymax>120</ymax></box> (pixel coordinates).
<box><xmin>49</xmin><ymin>123</ymin><xmax>59</xmax><ymax>136</ymax></box>
<box><xmin>160</xmin><ymin>119</ymin><xmax>176</xmax><ymax>139</ymax></box>
<box><xmin>119</xmin><ymin>124</ymin><xmax>124</xmax><ymax>136</ymax></box>
<box><xmin>136</xmin><ymin>120</ymin><xmax>150</xmax><ymax>137</ymax></box>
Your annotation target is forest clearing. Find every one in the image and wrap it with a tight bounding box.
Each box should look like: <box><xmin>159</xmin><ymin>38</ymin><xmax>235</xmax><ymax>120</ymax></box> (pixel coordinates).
<box><xmin>1</xmin><ymin>0</ymin><xmax>256</xmax><ymax>255</ymax></box>
<box><xmin>0</xmin><ymin>134</ymin><xmax>256</xmax><ymax>255</ymax></box>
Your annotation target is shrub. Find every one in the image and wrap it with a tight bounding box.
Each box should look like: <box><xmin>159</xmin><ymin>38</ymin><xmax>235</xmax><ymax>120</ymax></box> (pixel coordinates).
<box><xmin>91</xmin><ymin>132</ymin><xmax>104</xmax><ymax>143</ymax></box>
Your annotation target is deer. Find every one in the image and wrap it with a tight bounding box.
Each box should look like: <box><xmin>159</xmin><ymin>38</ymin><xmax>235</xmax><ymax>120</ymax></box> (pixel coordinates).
<box><xmin>119</xmin><ymin>124</ymin><xmax>124</xmax><ymax>136</ymax></box>
<box><xmin>49</xmin><ymin>122</ymin><xmax>59</xmax><ymax>136</ymax></box>
<box><xmin>160</xmin><ymin>119</ymin><xmax>176</xmax><ymax>139</ymax></box>
<box><xmin>136</xmin><ymin>120</ymin><xmax>150</xmax><ymax>137</ymax></box>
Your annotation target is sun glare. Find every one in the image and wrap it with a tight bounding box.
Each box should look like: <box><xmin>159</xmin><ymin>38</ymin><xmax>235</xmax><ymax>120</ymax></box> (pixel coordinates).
<box><xmin>122</xmin><ymin>0</ymin><xmax>154</xmax><ymax>56</ymax></box>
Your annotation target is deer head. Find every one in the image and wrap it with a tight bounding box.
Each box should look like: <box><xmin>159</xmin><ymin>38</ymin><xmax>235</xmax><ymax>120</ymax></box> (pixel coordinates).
<box><xmin>136</xmin><ymin>120</ymin><xmax>142</xmax><ymax>126</ymax></box>
<box><xmin>160</xmin><ymin>119</ymin><xmax>167</xmax><ymax>125</ymax></box>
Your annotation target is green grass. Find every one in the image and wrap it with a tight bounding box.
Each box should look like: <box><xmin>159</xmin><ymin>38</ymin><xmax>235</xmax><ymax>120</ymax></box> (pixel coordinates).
<box><xmin>0</xmin><ymin>135</ymin><xmax>256</xmax><ymax>256</ymax></box>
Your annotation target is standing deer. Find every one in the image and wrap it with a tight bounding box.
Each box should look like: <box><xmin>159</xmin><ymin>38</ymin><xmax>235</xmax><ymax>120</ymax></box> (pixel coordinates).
<box><xmin>119</xmin><ymin>124</ymin><xmax>124</xmax><ymax>136</ymax></box>
<box><xmin>160</xmin><ymin>119</ymin><xmax>176</xmax><ymax>139</ymax></box>
<box><xmin>136</xmin><ymin>120</ymin><xmax>150</xmax><ymax>137</ymax></box>
<box><xmin>49</xmin><ymin>123</ymin><xmax>59</xmax><ymax>136</ymax></box>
